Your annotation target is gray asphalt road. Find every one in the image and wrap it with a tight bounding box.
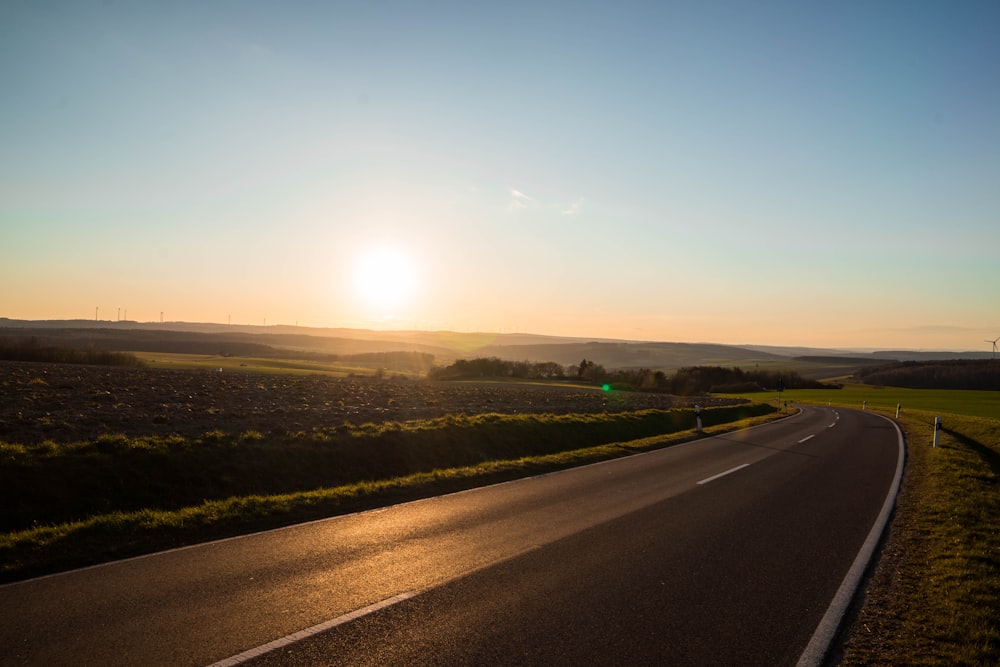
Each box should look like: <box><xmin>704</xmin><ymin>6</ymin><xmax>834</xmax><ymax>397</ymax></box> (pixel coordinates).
<box><xmin>0</xmin><ymin>406</ymin><xmax>901</xmax><ymax>666</ymax></box>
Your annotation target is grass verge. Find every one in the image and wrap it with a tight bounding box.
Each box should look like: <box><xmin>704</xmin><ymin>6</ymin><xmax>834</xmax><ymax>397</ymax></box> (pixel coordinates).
<box><xmin>833</xmin><ymin>407</ymin><xmax>1000</xmax><ymax>665</ymax></box>
<box><xmin>722</xmin><ymin>386</ymin><xmax>1000</xmax><ymax>663</ymax></box>
<box><xmin>0</xmin><ymin>406</ymin><xmax>780</xmax><ymax>583</ymax></box>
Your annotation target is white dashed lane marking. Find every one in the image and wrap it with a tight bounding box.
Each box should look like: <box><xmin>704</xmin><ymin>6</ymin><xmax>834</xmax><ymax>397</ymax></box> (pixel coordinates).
<box><xmin>697</xmin><ymin>463</ymin><xmax>751</xmax><ymax>486</ymax></box>
<box><xmin>208</xmin><ymin>591</ymin><xmax>420</xmax><ymax>666</ymax></box>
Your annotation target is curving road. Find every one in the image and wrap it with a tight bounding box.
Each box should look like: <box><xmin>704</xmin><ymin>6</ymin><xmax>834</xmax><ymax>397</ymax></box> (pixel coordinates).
<box><xmin>0</xmin><ymin>406</ymin><xmax>902</xmax><ymax>666</ymax></box>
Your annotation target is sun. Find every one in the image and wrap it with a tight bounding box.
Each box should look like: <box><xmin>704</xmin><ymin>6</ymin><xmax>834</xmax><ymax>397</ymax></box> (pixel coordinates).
<box><xmin>352</xmin><ymin>247</ymin><xmax>418</xmax><ymax>315</ymax></box>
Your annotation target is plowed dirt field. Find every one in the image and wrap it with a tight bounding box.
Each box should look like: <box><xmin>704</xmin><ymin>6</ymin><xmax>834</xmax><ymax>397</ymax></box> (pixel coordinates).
<box><xmin>2</xmin><ymin>361</ymin><xmax>734</xmax><ymax>445</ymax></box>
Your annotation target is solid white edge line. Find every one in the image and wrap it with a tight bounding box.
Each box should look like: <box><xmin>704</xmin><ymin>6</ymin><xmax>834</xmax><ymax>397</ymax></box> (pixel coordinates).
<box><xmin>696</xmin><ymin>463</ymin><xmax>750</xmax><ymax>485</ymax></box>
<box><xmin>207</xmin><ymin>591</ymin><xmax>419</xmax><ymax>667</ymax></box>
<box><xmin>795</xmin><ymin>412</ymin><xmax>905</xmax><ymax>667</ymax></box>
<box><xmin>798</xmin><ymin>434</ymin><xmax>815</xmax><ymax>443</ymax></box>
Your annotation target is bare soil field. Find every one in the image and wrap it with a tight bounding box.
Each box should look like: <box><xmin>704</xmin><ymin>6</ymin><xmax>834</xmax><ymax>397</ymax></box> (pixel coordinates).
<box><xmin>1</xmin><ymin>361</ymin><xmax>733</xmax><ymax>445</ymax></box>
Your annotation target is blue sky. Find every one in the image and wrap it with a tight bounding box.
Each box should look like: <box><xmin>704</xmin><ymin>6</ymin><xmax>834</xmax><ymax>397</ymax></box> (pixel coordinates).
<box><xmin>2</xmin><ymin>1</ymin><xmax>998</xmax><ymax>350</ymax></box>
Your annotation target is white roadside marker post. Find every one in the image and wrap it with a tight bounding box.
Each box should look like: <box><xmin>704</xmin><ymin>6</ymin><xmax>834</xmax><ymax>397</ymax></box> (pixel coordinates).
<box><xmin>933</xmin><ymin>416</ymin><xmax>941</xmax><ymax>448</ymax></box>
<box><xmin>896</xmin><ymin>403</ymin><xmax>901</xmax><ymax>418</ymax></box>
<box><xmin>695</xmin><ymin>404</ymin><xmax>703</xmax><ymax>435</ymax></box>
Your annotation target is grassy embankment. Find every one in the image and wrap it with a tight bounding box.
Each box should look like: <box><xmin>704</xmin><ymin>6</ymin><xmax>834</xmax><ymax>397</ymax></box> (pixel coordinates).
<box><xmin>725</xmin><ymin>385</ymin><xmax>1000</xmax><ymax>665</ymax></box>
<box><xmin>0</xmin><ymin>403</ymin><xmax>777</xmax><ymax>583</ymax></box>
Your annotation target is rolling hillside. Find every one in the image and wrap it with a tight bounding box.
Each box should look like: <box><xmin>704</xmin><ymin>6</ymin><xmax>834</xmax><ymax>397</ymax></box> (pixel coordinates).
<box><xmin>0</xmin><ymin>319</ymin><xmax>989</xmax><ymax>378</ymax></box>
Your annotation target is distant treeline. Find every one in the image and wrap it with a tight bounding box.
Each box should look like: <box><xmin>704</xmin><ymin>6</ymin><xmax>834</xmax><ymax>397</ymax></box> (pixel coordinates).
<box><xmin>0</xmin><ymin>337</ymin><xmax>144</xmax><ymax>367</ymax></box>
<box><xmin>853</xmin><ymin>359</ymin><xmax>1000</xmax><ymax>390</ymax></box>
<box><xmin>429</xmin><ymin>357</ymin><xmax>831</xmax><ymax>395</ymax></box>
<box><xmin>428</xmin><ymin>357</ymin><xmax>567</xmax><ymax>381</ymax></box>
<box><xmin>637</xmin><ymin>366</ymin><xmax>832</xmax><ymax>395</ymax></box>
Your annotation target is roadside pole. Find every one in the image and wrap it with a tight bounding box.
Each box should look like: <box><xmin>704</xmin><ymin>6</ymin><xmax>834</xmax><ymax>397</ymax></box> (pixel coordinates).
<box><xmin>695</xmin><ymin>404</ymin><xmax>703</xmax><ymax>435</ymax></box>
<box><xmin>933</xmin><ymin>416</ymin><xmax>941</xmax><ymax>447</ymax></box>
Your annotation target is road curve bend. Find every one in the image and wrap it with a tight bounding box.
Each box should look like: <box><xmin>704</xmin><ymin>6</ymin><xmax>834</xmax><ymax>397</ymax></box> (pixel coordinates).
<box><xmin>0</xmin><ymin>406</ymin><xmax>903</xmax><ymax>666</ymax></box>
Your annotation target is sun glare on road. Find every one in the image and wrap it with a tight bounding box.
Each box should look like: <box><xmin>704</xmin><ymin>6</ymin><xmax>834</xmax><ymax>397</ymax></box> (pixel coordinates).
<box><xmin>353</xmin><ymin>246</ymin><xmax>419</xmax><ymax>315</ymax></box>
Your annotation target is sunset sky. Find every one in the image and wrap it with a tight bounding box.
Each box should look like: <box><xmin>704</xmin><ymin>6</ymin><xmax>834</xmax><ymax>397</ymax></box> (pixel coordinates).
<box><xmin>2</xmin><ymin>1</ymin><xmax>998</xmax><ymax>351</ymax></box>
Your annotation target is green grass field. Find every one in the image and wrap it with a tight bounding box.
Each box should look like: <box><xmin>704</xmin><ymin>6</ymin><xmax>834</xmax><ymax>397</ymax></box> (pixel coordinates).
<box><xmin>134</xmin><ymin>351</ymin><xmax>418</xmax><ymax>378</ymax></box>
<box><xmin>723</xmin><ymin>383</ymin><xmax>1000</xmax><ymax>419</ymax></box>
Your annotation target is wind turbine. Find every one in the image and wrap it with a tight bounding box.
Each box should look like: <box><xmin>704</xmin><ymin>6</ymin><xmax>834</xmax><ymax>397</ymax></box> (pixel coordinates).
<box><xmin>987</xmin><ymin>336</ymin><xmax>999</xmax><ymax>359</ymax></box>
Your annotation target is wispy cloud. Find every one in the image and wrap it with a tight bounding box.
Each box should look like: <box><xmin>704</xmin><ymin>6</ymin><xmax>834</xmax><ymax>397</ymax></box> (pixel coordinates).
<box><xmin>508</xmin><ymin>188</ymin><xmax>533</xmax><ymax>211</ymax></box>
<box><xmin>560</xmin><ymin>198</ymin><xmax>584</xmax><ymax>216</ymax></box>
<box><xmin>507</xmin><ymin>188</ymin><xmax>584</xmax><ymax>217</ymax></box>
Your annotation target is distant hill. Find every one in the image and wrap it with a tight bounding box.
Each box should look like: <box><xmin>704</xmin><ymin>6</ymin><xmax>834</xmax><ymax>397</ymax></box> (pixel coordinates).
<box><xmin>0</xmin><ymin>320</ymin><xmax>795</xmax><ymax>371</ymax></box>
<box><xmin>0</xmin><ymin>318</ymin><xmax>990</xmax><ymax>376</ymax></box>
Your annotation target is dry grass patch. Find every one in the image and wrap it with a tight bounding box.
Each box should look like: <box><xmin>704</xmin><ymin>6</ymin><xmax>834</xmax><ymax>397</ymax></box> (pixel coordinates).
<box><xmin>837</xmin><ymin>409</ymin><xmax>1000</xmax><ymax>665</ymax></box>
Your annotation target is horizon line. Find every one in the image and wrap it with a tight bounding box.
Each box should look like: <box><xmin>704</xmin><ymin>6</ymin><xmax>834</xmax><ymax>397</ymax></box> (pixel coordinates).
<box><xmin>0</xmin><ymin>316</ymin><xmax>992</xmax><ymax>355</ymax></box>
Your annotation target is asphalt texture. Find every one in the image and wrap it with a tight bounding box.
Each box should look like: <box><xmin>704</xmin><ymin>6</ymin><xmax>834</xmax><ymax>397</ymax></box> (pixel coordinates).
<box><xmin>0</xmin><ymin>407</ymin><xmax>900</xmax><ymax>666</ymax></box>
